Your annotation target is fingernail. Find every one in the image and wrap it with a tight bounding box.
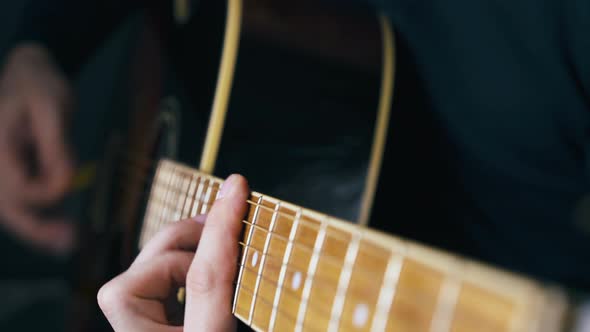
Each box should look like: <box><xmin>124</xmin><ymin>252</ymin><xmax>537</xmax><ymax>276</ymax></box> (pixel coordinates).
<box><xmin>193</xmin><ymin>214</ymin><xmax>207</xmax><ymax>224</ymax></box>
<box><xmin>217</xmin><ymin>174</ymin><xmax>238</xmax><ymax>200</ymax></box>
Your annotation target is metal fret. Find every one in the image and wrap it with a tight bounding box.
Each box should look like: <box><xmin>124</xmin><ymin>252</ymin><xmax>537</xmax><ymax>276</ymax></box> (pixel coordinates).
<box><xmin>201</xmin><ymin>181</ymin><xmax>215</xmax><ymax>214</ymax></box>
<box><xmin>249</xmin><ymin>202</ymin><xmax>280</xmax><ymax>328</ymax></box>
<box><xmin>183</xmin><ymin>175</ymin><xmax>197</xmax><ymax>219</ymax></box>
<box><xmin>169</xmin><ymin>170</ymin><xmax>178</xmax><ymax>222</ymax></box>
<box><xmin>151</xmin><ymin>164</ymin><xmax>168</xmax><ymax>242</ymax></box>
<box><xmin>191</xmin><ymin>177</ymin><xmax>205</xmax><ymax>217</ymax></box>
<box><xmin>371</xmin><ymin>254</ymin><xmax>404</xmax><ymax>332</ymax></box>
<box><xmin>295</xmin><ymin>217</ymin><xmax>328</xmax><ymax>332</ymax></box>
<box><xmin>269</xmin><ymin>208</ymin><xmax>302</xmax><ymax>332</ymax></box>
<box><xmin>233</xmin><ymin>195</ymin><xmax>264</xmax><ymax>317</ymax></box>
<box><xmin>180</xmin><ymin>174</ymin><xmax>192</xmax><ymax>219</ymax></box>
<box><xmin>157</xmin><ymin>165</ymin><xmax>176</xmax><ymax>236</ymax></box>
<box><xmin>328</xmin><ymin>231</ymin><xmax>362</xmax><ymax>332</ymax></box>
<box><xmin>429</xmin><ymin>268</ymin><xmax>462</xmax><ymax>332</ymax></box>
<box><xmin>173</xmin><ymin>172</ymin><xmax>188</xmax><ymax>221</ymax></box>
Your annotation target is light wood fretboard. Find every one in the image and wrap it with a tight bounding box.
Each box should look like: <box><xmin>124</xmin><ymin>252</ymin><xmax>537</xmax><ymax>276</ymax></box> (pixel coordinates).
<box><xmin>139</xmin><ymin>159</ymin><xmax>570</xmax><ymax>332</ymax></box>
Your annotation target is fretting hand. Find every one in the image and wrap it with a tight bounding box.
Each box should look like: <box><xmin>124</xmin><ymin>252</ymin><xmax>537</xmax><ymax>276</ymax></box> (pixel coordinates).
<box><xmin>98</xmin><ymin>174</ymin><xmax>249</xmax><ymax>331</ymax></box>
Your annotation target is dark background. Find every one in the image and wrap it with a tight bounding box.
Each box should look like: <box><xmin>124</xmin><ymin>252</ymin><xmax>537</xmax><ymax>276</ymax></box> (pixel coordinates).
<box><xmin>0</xmin><ymin>2</ymin><xmax>138</xmax><ymax>330</ymax></box>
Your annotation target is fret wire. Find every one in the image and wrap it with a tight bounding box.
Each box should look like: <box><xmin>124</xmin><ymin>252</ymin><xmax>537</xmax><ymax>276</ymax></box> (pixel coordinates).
<box><xmin>167</xmin><ymin>167</ymin><xmax>181</xmax><ymax>228</ymax></box>
<box><xmin>247</xmin><ymin>195</ymin><xmax>264</xmax><ymax>324</ymax></box>
<box><xmin>203</xmin><ymin>179</ymin><xmax>216</xmax><ymax>213</ymax></box>
<box><xmin>238</xmin><ymin>240</ymin><xmax>401</xmax><ymax>322</ymax></box>
<box><xmin>148</xmin><ymin>173</ymin><xmax>381</xmax><ymax>257</ymax></box>
<box><xmin>236</xmin><ymin>257</ymin><xmax>385</xmax><ymax>332</ymax></box>
<box><xmin>174</xmin><ymin>172</ymin><xmax>188</xmax><ymax>222</ymax></box>
<box><xmin>200</xmin><ymin>181</ymin><xmax>214</xmax><ymax>215</ymax></box>
<box><xmin>269</xmin><ymin>208</ymin><xmax>301</xmax><ymax>332</ymax></box>
<box><xmin>295</xmin><ymin>218</ymin><xmax>328</xmax><ymax>332</ymax></box>
<box><xmin>235</xmin><ymin>278</ymin><xmax>325</xmax><ymax>332</ymax></box>
<box><xmin>146</xmin><ymin>179</ymin><xmax>396</xmax><ymax>280</ymax></box>
<box><xmin>328</xmin><ymin>231</ymin><xmax>362</xmax><ymax>332</ymax></box>
<box><xmin>236</xmin><ymin>281</ymin><xmax>302</xmax><ymax>331</ymax></box>
<box><xmin>161</xmin><ymin>175</ymin><xmax>347</xmax><ymax>246</ymax></box>
<box><xmin>175</xmin><ymin>172</ymin><xmax>186</xmax><ymax>220</ymax></box>
<box><xmin>142</xmin><ymin>166</ymin><xmax>535</xmax><ymax>332</ymax></box>
<box><xmin>170</xmin><ymin>169</ymin><xmax>182</xmax><ymax>222</ymax></box>
<box><xmin>182</xmin><ymin>174</ymin><xmax>198</xmax><ymax>218</ymax></box>
<box><xmin>197</xmin><ymin>178</ymin><xmax>209</xmax><ymax>216</ymax></box>
<box><xmin>249</xmin><ymin>201</ymin><xmax>280</xmax><ymax>329</ymax></box>
<box><xmin>180</xmin><ymin>174</ymin><xmax>193</xmax><ymax>219</ymax></box>
<box><xmin>233</xmin><ymin>195</ymin><xmax>263</xmax><ymax>318</ymax></box>
<box><xmin>237</xmin><ymin>242</ymin><xmax>450</xmax><ymax>322</ymax></box>
<box><xmin>236</xmin><ymin>253</ymin><xmax>510</xmax><ymax>331</ymax></box>
<box><xmin>145</xmin><ymin>171</ymin><xmax>466</xmax><ymax>291</ymax></box>
<box><xmin>183</xmin><ymin>174</ymin><xmax>197</xmax><ymax>219</ymax></box>
<box><xmin>429</xmin><ymin>263</ymin><xmax>462</xmax><ymax>332</ymax></box>
<box><xmin>245</xmin><ymin>199</ymin><xmax>355</xmax><ymax>248</ymax></box>
<box><xmin>240</xmin><ymin>219</ymin><xmax>390</xmax><ymax>282</ymax></box>
<box><xmin>145</xmin><ymin>189</ymin><xmax>402</xmax><ymax>295</ymax></box>
<box><xmin>144</xmin><ymin>176</ymin><xmax>392</xmax><ymax>280</ymax></box>
<box><xmin>190</xmin><ymin>177</ymin><xmax>204</xmax><ymax>217</ymax></box>
<box><xmin>208</xmin><ymin>183</ymin><xmax>220</xmax><ymax>211</ymax></box>
<box><xmin>156</xmin><ymin>165</ymin><xmax>176</xmax><ymax>241</ymax></box>
<box><xmin>371</xmin><ymin>254</ymin><xmax>404</xmax><ymax>332</ymax></box>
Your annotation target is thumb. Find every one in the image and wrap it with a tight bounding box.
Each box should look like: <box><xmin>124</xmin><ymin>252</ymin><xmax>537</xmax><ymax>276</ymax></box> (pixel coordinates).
<box><xmin>184</xmin><ymin>174</ymin><xmax>249</xmax><ymax>331</ymax></box>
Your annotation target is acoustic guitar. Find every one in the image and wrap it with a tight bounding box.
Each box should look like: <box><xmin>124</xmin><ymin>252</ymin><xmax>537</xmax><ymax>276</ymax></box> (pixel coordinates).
<box><xmin>68</xmin><ymin>0</ymin><xmax>583</xmax><ymax>331</ymax></box>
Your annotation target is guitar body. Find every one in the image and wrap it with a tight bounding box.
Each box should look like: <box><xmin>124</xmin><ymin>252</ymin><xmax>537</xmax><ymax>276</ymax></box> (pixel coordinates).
<box><xmin>70</xmin><ymin>0</ymin><xmax>386</xmax><ymax>330</ymax></box>
<box><xmin>115</xmin><ymin>0</ymin><xmax>385</xmax><ymax>263</ymax></box>
<box><xmin>67</xmin><ymin>1</ymin><xmax>578</xmax><ymax>331</ymax></box>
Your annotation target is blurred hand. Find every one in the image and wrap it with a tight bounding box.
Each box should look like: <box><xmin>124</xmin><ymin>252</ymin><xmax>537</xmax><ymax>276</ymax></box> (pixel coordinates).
<box><xmin>0</xmin><ymin>43</ymin><xmax>75</xmax><ymax>254</ymax></box>
<box><xmin>98</xmin><ymin>174</ymin><xmax>249</xmax><ymax>332</ymax></box>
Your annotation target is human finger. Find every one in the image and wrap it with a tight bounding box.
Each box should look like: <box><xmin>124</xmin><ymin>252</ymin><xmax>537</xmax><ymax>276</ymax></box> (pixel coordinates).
<box><xmin>184</xmin><ymin>174</ymin><xmax>249</xmax><ymax>331</ymax></box>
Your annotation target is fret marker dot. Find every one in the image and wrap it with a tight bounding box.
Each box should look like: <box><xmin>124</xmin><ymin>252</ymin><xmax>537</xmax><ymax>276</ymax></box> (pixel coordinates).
<box><xmin>251</xmin><ymin>251</ymin><xmax>259</xmax><ymax>267</ymax></box>
<box><xmin>353</xmin><ymin>303</ymin><xmax>369</xmax><ymax>328</ymax></box>
<box><xmin>291</xmin><ymin>271</ymin><xmax>302</xmax><ymax>290</ymax></box>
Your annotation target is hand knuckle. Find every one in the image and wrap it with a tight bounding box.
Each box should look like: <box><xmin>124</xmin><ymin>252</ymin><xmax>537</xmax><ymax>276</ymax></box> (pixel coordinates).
<box><xmin>97</xmin><ymin>280</ymin><xmax>122</xmax><ymax>314</ymax></box>
<box><xmin>186</xmin><ymin>260</ymin><xmax>217</xmax><ymax>295</ymax></box>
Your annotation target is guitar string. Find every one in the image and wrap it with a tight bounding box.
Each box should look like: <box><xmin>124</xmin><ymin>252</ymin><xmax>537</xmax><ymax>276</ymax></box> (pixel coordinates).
<box><xmin>230</xmin><ymin>260</ymin><xmax>423</xmax><ymax>332</ymax></box>
<box><xmin>146</xmin><ymin>192</ymin><xmax>394</xmax><ymax>281</ymax></box>
<box><xmin>115</xmin><ymin>160</ymin><xmax>389</xmax><ymax>260</ymax></box>
<box><xmin>147</xmin><ymin>182</ymin><xmax>466</xmax><ymax>323</ymax></box>
<box><xmin>145</xmin><ymin>179</ymin><xmax>398</xmax><ymax>279</ymax></box>
<box><xmin>232</xmin><ymin>278</ymin><xmax>324</xmax><ymax>332</ymax></box>
<box><xmin>142</xmin><ymin>170</ymin><xmax>458</xmax><ymax>290</ymax></box>
<box><xmin>233</xmin><ymin>242</ymin><xmax>442</xmax><ymax>324</ymax></box>
<box><xmin>124</xmin><ymin>168</ymin><xmax>389</xmax><ymax>260</ymax></box>
<box><xmin>232</xmin><ymin>265</ymin><xmax>486</xmax><ymax>330</ymax></box>
<box><xmin>146</xmin><ymin>170</ymin><xmax>387</xmax><ymax>254</ymax></box>
<box><xmin>135</xmin><ymin>171</ymin><xmax>521</xmax><ymax>329</ymax></box>
<box><xmin>122</xmin><ymin>166</ymin><xmax>521</xmax><ymax>309</ymax></box>
<box><xmin>239</xmin><ymin>235</ymin><xmax>386</xmax><ymax>306</ymax></box>
<box><xmin>116</xmin><ymin>156</ymin><xmax>372</xmax><ymax>250</ymax></box>
<box><xmin>147</xmin><ymin>184</ymin><xmax>504</xmax><ymax>326</ymax></box>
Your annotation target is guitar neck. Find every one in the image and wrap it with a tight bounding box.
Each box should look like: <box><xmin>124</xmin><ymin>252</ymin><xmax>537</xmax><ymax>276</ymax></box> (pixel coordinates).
<box><xmin>140</xmin><ymin>159</ymin><xmax>570</xmax><ymax>332</ymax></box>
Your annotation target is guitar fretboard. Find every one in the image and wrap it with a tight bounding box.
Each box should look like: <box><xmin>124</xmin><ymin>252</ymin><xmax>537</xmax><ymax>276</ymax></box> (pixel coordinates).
<box><xmin>140</xmin><ymin>159</ymin><xmax>568</xmax><ymax>332</ymax></box>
